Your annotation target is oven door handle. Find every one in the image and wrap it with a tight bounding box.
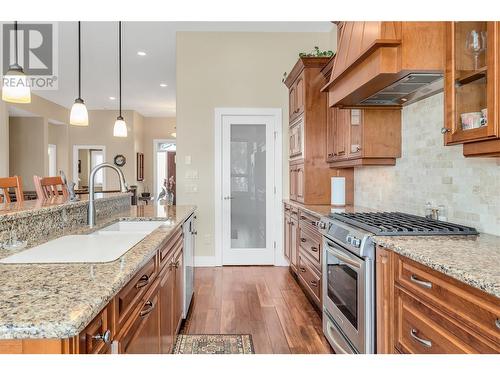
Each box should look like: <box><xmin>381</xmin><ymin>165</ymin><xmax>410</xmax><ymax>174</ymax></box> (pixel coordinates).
<box><xmin>325</xmin><ymin>242</ymin><xmax>361</xmax><ymax>269</ymax></box>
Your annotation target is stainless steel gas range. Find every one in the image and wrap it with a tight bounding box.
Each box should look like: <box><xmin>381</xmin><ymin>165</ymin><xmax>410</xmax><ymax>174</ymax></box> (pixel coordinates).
<box><xmin>318</xmin><ymin>211</ymin><xmax>478</xmax><ymax>354</ymax></box>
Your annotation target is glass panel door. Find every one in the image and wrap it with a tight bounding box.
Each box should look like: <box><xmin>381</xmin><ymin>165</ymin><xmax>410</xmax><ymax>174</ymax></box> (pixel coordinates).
<box><xmin>222</xmin><ymin>115</ymin><xmax>275</xmax><ymax>265</ymax></box>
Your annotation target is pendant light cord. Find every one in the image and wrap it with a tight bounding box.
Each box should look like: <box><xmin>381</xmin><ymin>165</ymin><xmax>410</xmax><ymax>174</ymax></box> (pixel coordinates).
<box><xmin>119</xmin><ymin>21</ymin><xmax>122</xmax><ymax>117</ymax></box>
<box><xmin>14</xmin><ymin>21</ymin><xmax>18</xmax><ymax>66</ymax></box>
<box><xmin>78</xmin><ymin>21</ymin><xmax>81</xmax><ymax>99</ymax></box>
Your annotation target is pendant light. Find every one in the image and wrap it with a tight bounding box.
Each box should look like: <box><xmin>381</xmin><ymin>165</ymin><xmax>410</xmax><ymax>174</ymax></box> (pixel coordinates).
<box><xmin>113</xmin><ymin>21</ymin><xmax>127</xmax><ymax>137</ymax></box>
<box><xmin>2</xmin><ymin>21</ymin><xmax>31</xmax><ymax>104</ymax></box>
<box><xmin>70</xmin><ymin>22</ymin><xmax>89</xmax><ymax>126</ymax></box>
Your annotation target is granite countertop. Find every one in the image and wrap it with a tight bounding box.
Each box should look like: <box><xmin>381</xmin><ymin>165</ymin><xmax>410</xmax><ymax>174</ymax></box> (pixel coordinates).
<box><xmin>0</xmin><ymin>204</ymin><xmax>196</xmax><ymax>340</ymax></box>
<box><xmin>374</xmin><ymin>234</ymin><xmax>500</xmax><ymax>299</ymax></box>
<box><xmin>0</xmin><ymin>192</ymin><xmax>131</xmax><ymax>219</ymax></box>
<box><xmin>283</xmin><ymin>199</ymin><xmax>500</xmax><ymax>300</ymax></box>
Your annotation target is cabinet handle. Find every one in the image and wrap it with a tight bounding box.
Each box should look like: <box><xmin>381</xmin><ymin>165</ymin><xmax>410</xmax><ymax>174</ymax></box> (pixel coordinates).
<box><xmin>338</xmin><ymin>151</ymin><xmax>346</xmax><ymax>155</ymax></box>
<box><xmin>410</xmin><ymin>328</ymin><xmax>432</xmax><ymax>348</ymax></box>
<box><xmin>310</xmin><ymin>280</ymin><xmax>318</xmax><ymax>287</ymax></box>
<box><xmin>495</xmin><ymin>319</ymin><xmax>500</xmax><ymax>330</ymax></box>
<box><xmin>300</xmin><ymin>215</ymin><xmax>307</xmax><ymax>220</ymax></box>
<box><xmin>410</xmin><ymin>275</ymin><xmax>432</xmax><ymax>289</ymax></box>
<box><xmin>92</xmin><ymin>329</ymin><xmax>111</xmax><ymax>344</ymax></box>
<box><xmin>441</xmin><ymin>127</ymin><xmax>451</xmax><ymax>134</ymax></box>
<box><xmin>299</xmin><ymin>267</ymin><xmax>306</xmax><ymax>273</ymax></box>
<box><xmin>327</xmin><ymin>153</ymin><xmax>334</xmax><ymax>157</ymax></box>
<box><xmin>300</xmin><ymin>238</ymin><xmax>306</xmax><ymax>243</ymax></box>
<box><xmin>135</xmin><ymin>275</ymin><xmax>149</xmax><ymax>289</ymax></box>
<box><xmin>139</xmin><ymin>301</ymin><xmax>155</xmax><ymax>317</ymax></box>
<box><xmin>310</xmin><ymin>246</ymin><xmax>318</xmax><ymax>252</ymax></box>
<box><xmin>175</xmin><ymin>260</ymin><xmax>180</xmax><ymax>268</ymax></box>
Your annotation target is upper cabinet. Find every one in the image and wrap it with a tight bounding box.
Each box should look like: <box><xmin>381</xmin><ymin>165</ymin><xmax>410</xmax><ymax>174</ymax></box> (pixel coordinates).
<box><xmin>444</xmin><ymin>22</ymin><xmax>500</xmax><ymax>157</ymax></box>
<box><xmin>323</xmin><ymin>22</ymin><xmax>445</xmax><ymax>107</ymax></box>
<box><xmin>284</xmin><ymin>57</ymin><xmax>354</xmax><ymax>205</ymax></box>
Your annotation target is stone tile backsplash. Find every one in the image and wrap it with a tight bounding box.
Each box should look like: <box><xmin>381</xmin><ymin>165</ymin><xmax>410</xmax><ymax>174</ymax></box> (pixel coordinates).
<box><xmin>354</xmin><ymin>93</ymin><xmax>500</xmax><ymax>236</ymax></box>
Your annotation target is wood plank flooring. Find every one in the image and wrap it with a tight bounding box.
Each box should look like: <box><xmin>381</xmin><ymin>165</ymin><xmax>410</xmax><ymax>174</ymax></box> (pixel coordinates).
<box><xmin>183</xmin><ymin>266</ymin><xmax>333</xmax><ymax>354</ymax></box>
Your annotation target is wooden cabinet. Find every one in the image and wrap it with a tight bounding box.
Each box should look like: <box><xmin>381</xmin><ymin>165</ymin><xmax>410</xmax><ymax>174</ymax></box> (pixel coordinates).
<box><xmin>283</xmin><ymin>204</ymin><xmax>299</xmax><ymax>273</ymax></box>
<box><xmin>78</xmin><ymin>304</ymin><xmax>114</xmax><ymax>354</ymax></box>
<box><xmin>377</xmin><ymin>247</ymin><xmax>500</xmax><ymax>354</ymax></box>
<box><xmin>285</xmin><ymin>57</ymin><xmax>354</xmax><ymax>205</ymax></box>
<box><xmin>118</xmin><ymin>280</ymin><xmax>161</xmax><ymax>354</ymax></box>
<box><xmin>159</xmin><ymin>260</ymin><xmax>175</xmax><ymax>354</ymax></box>
<box><xmin>173</xmin><ymin>248</ymin><xmax>184</xmax><ymax>334</ymax></box>
<box><xmin>444</xmin><ymin>22</ymin><xmax>500</xmax><ymax>157</ymax></box>
<box><xmin>326</xmin><ymin>108</ymin><xmax>402</xmax><ymax>168</ymax></box>
<box><xmin>289</xmin><ymin>216</ymin><xmax>298</xmax><ymax>273</ymax></box>
<box><xmin>283</xmin><ymin>205</ymin><xmax>291</xmax><ymax>261</ymax></box>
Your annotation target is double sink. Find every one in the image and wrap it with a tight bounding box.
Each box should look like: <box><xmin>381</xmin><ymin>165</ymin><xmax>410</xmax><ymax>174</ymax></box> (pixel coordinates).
<box><xmin>0</xmin><ymin>221</ymin><xmax>171</xmax><ymax>264</ymax></box>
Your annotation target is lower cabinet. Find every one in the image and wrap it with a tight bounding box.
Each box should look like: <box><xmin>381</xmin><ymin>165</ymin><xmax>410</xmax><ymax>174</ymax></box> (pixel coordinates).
<box><xmin>173</xmin><ymin>247</ymin><xmax>184</xmax><ymax>334</ymax></box>
<box><xmin>159</xmin><ymin>259</ymin><xmax>175</xmax><ymax>354</ymax></box>
<box><xmin>377</xmin><ymin>246</ymin><xmax>500</xmax><ymax>354</ymax></box>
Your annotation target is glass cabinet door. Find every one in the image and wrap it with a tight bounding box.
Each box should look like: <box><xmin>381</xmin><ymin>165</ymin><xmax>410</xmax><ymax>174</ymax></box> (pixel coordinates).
<box><xmin>445</xmin><ymin>22</ymin><xmax>498</xmax><ymax>144</ymax></box>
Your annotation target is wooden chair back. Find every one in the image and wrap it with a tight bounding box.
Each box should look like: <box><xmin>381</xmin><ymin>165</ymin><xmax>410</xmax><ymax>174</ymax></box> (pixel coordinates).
<box><xmin>33</xmin><ymin>176</ymin><xmax>69</xmax><ymax>200</ymax></box>
<box><xmin>0</xmin><ymin>176</ymin><xmax>24</xmax><ymax>203</ymax></box>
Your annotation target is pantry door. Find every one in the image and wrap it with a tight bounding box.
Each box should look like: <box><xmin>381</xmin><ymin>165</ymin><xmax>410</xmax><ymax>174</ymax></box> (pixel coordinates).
<box><xmin>221</xmin><ymin>114</ymin><xmax>276</xmax><ymax>265</ymax></box>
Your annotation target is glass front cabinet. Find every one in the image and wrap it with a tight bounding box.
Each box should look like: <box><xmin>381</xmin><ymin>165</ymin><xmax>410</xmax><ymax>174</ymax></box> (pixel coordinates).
<box><xmin>444</xmin><ymin>22</ymin><xmax>499</xmax><ymax>149</ymax></box>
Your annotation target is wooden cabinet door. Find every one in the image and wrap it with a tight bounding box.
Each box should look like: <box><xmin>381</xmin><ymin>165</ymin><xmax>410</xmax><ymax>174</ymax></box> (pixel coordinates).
<box><xmin>333</xmin><ymin>108</ymin><xmax>349</xmax><ymax>160</ymax></box>
<box><xmin>290</xmin><ymin>217</ymin><xmax>298</xmax><ymax>271</ymax></box>
<box><xmin>376</xmin><ymin>246</ymin><xmax>394</xmax><ymax>354</ymax></box>
<box><xmin>295</xmin><ymin>74</ymin><xmax>305</xmax><ymax>117</ymax></box>
<box><xmin>284</xmin><ymin>211</ymin><xmax>291</xmax><ymax>260</ymax></box>
<box><xmin>119</xmin><ymin>283</ymin><xmax>161</xmax><ymax>354</ymax></box>
<box><xmin>289</xmin><ymin>116</ymin><xmax>303</xmax><ymax>159</ymax></box>
<box><xmin>289</xmin><ymin>165</ymin><xmax>297</xmax><ymax>201</ymax></box>
<box><xmin>159</xmin><ymin>262</ymin><xmax>175</xmax><ymax>354</ymax></box>
<box><xmin>173</xmin><ymin>249</ymin><xmax>184</xmax><ymax>334</ymax></box>
<box><xmin>326</xmin><ymin>106</ymin><xmax>336</xmax><ymax>161</ymax></box>
<box><xmin>444</xmin><ymin>22</ymin><xmax>498</xmax><ymax>145</ymax></box>
<box><xmin>79</xmin><ymin>305</ymin><xmax>113</xmax><ymax>354</ymax></box>
<box><xmin>296</xmin><ymin>163</ymin><xmax>304</xmax><ymax>202</ymax></box>
<box><xmin>289</xmin><ymin>84</ymin><xmax>296</xmax><ymax>121</ymax></box>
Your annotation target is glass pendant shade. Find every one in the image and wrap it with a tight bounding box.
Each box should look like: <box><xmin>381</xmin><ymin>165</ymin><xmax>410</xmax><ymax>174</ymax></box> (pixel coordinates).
<box><xmin>2</xmin><ymin>66</ymin><xmax>31</xmax><ymax>104</ymax></box>
<box><xmin>113</xmin><ymin>116</ymin><xmax>127</xmax><ymax>137</ymax></box>
<box><xmin>70</xmin><ymin>98</ymin><xmax>89</xmax><ymax>126</ymax></box>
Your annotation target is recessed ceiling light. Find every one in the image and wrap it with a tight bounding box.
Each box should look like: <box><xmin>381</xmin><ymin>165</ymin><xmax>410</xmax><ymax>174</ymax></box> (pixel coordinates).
<box><xmin>160</xmin><ymin>83</ymin><xmax>168</xmax><ymax>87</ymax></box>
<box><xmin>137</xmin><ymin>51</ymin><xmax>147</xmax><ymax>56</ymax></box>
<box><xmin>109</xmin><ymin>96</ymin><xmax>116</xmax><ymax>100</ymax></box>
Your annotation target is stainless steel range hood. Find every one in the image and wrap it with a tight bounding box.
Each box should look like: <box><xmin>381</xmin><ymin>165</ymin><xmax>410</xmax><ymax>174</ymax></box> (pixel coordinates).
<box><xmin>359</xmin><ymin>73</ymin><xmax>443</xmax><ymax>106</ymax></box>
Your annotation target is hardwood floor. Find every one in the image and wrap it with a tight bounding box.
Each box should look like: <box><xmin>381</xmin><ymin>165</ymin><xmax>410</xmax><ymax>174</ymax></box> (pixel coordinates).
<box><xmin>183</xmin><ymin>266</ymin><xmax>333</xmax><ymax>354</ymax></box>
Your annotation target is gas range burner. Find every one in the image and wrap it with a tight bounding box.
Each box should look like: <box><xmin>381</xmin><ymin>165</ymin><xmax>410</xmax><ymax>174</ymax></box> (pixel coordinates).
<box><xmin>331</xmin><ymin>212</ymin><xmax>478</xmax><ymax>236</ymax></box>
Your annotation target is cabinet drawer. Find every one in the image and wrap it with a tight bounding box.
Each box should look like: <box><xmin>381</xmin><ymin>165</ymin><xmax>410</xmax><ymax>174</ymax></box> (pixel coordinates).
<box><xmin>79</xmin><ymin>304</ymin><xmax>113</xmax><ymax>354</ymax></box>
<box><xmin>395</xmin><ymin>287</ymin><xmax>498</xmax><ymax>354</ymax></box>
<box><xmin>298</xmin><ymin>225</ymin><xmax>321</xmax><ymax>268</ymax></box>
<box><xmin>297</xmin><ymin>254</ymin><xmax>321</xmax><ymax>307</ymax></box>
<box><xmin>115</xmin><ymin>256</ymin><xmax>157</xmax><ymax>332</ymax></box>
<box><xmin>299</xmin><ymin>211</ymin><xmax>321</xmax><ymax>233</ymax></box>
<box><xmin>159</xmin><ymin>227</ymin><xmax>183</xmax><ymax>268</ymax></box>
<box><xmin>394</xmin><ymin>255</ymin><xmax>500</xmax><ymax>346</ymax></box>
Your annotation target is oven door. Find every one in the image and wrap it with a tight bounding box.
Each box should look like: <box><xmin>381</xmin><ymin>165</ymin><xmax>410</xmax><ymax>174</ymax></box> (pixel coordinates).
<box><xmin>322</xmin><ymin>239</ymin><xmax>366</xmax><ymax>352</ymax></box>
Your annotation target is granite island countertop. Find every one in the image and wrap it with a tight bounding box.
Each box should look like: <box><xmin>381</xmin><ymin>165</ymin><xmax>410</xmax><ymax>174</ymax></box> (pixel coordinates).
<box><xmin>0</xmin><ymin>204</ymin><xmax>196</xmax><ymax>340</ymax></box>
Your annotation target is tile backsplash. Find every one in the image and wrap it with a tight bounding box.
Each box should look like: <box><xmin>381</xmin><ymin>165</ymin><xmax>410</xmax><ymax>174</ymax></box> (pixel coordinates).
<box><xmin>354</xmin><ymin>93</ymin><xmax>500</xmax><ymax>236</ymax></box>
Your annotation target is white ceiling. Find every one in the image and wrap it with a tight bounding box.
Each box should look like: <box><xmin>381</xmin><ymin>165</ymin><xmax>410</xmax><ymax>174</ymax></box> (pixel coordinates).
<box><xmin>6</xmin><ymin>22</ymin><xmax>332</xmax><ymax>117</ymax></box>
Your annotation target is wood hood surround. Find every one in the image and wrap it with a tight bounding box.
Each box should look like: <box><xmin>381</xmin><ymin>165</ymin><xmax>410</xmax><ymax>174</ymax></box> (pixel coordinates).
<box><xmin>323</xmin><ymin>22</ymin><xmax>446</xmax><ymax>107</ymax></box>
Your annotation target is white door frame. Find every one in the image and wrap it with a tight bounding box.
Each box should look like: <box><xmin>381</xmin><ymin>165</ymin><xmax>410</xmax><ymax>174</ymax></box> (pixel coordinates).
<box><xmin>214</xmin><ymin>108</ymin><xmax>285</xmax><ymax>267</ymax></box>
<box><xmin>72</xmin><ymin>145</ymin><xmax>107</xmax><ymax>189</ymax></box>
<box><xmin>152</xmin><ymin>138</ymin><xmax>176</xmax><ymax>201</ymax></box>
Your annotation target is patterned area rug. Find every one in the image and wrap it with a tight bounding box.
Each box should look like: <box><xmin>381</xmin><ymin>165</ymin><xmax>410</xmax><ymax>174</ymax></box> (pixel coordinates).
<box><xmin>172</xmin><ymin>334</ymin><xmax>255</xmax><ymax>354</ymax></box>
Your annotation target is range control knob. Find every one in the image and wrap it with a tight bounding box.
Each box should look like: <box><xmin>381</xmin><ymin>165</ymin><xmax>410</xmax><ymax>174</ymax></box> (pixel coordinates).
<box><xmin>352</xmin><ymin>238</ymin><xmax>362</xmax><ymax>248</ymax></box>
<box><xmin>346</xmin><ymin>234</ymin><xmax>353</xmax><ymax>244</ymax></box>
<box><xmin>318</xmin><ymin>221</ymin><xmax>327</xmax><ymax>230</ymax></box>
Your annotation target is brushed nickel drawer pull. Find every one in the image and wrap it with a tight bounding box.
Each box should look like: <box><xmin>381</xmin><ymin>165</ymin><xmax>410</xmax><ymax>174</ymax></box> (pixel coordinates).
<box><xmin>310</xmin><ymin>280</ymin><xmax>318</xmax><ymax>287</ymax></box>
<box><xmin>140</xmin><ymin>301</ymin><xmax>155</xmax><ymax>317</ymax></box>
<box><xmin>495</xmin><ymin>319</ymin><xmax>500</xmax><ymax>330</ymax></box>
<box><xmin>410</xmin><ymin>275</ymin><xmax>432</xmax><ymax>289</ymax></box>
<box><xmin>135</xmin><ymin>275</ymin><xmax>149</xmax><ymax>289</ymax></box>
<box><xmin>299</xmin><ymin>267</ymin><xmax>306</xmax><ymax>273</ymax></box>
<box><xmin>92</xmin><ymin>329</ymin><xmax>111</xmax><ymax>344</ymax></box>
<box><xmin>301</xmin><ymin>238</ymin><xmax>306</xmax><ymax>243</ymax></box>
<box><xmin>410</xmin><ymin>328</ymin><xmax>432</xmax><ymax>348</ymax></box>
<box><xmin>300</xmin><ymin>215</ymin><xmax>307</xmax><ymax>220</ymax></box>
<box><xmin>311</xmin><ymin>246</ymin><xmax>318</xmax><ymax>252</ymax></box>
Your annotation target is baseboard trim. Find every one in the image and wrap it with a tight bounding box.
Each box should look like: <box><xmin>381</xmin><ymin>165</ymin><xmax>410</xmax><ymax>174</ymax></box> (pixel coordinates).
<box><xmin>194</xmin><ymin>256</ymin><xmax>220</xmax><ymax>267</ymax></box>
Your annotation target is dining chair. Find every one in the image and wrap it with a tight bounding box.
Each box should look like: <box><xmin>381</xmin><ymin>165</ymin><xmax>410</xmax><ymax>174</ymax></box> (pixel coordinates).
<box><xmin>33</xmin><ymin>175</ymin><xmax>69</xmax><ymax>199</ymax></box>
<box><xmin>0</xmin><ymin>176</ymin><xmax>24</xmax><ymax>203</ymax></box>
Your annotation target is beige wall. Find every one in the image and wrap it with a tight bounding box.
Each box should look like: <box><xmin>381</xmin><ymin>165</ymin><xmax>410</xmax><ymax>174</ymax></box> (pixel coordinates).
<box><xmin>0</xmin><ymin>101</ymin><xmax>8</xmax><ymax>177</ymax></box>
<box><xmin>78</xmin><ymin>149</ymin><xmax>90</xmax><ymax>187</ymax></box>
<box><xmin>48</xmin><ymin>123</ymin><xmax>69</xmax><ymax>178</ymax></box>
<box><xmin>354</xmin><ymin>93</ymin><xmax>500</xmax><ymax>236</ymax></box>
<box><xmin>176</xmin><ymin>31</ymin><xmax>331</xmax><ymax>257</ymax></box>
<box><xmin>9</xmin><ymin>117</ymin><xmax>47</xmax><ymax>190</ymax></box>
<box><xmin>142</xmin><ymin>117</ymin><xmax>176</xmax><ymax>193</ymax></box>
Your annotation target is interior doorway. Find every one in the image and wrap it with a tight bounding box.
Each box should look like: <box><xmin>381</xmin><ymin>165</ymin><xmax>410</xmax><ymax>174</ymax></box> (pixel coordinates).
<box><xmin>153</xmin><ymin>139</ymin><xmax>176</xmax><ymax>202</ymax></box>
<box><xmin>72</xmin><ymin>145</ymin><xmax>106</xmax><ymax>190</ymax></box>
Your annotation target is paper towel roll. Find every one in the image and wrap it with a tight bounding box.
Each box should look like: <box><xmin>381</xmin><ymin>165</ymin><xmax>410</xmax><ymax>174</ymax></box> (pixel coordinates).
<box><xmin>331</xmin><ymin>177</ymin><xmax>346</xmax><ymax>206</ymax></box>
